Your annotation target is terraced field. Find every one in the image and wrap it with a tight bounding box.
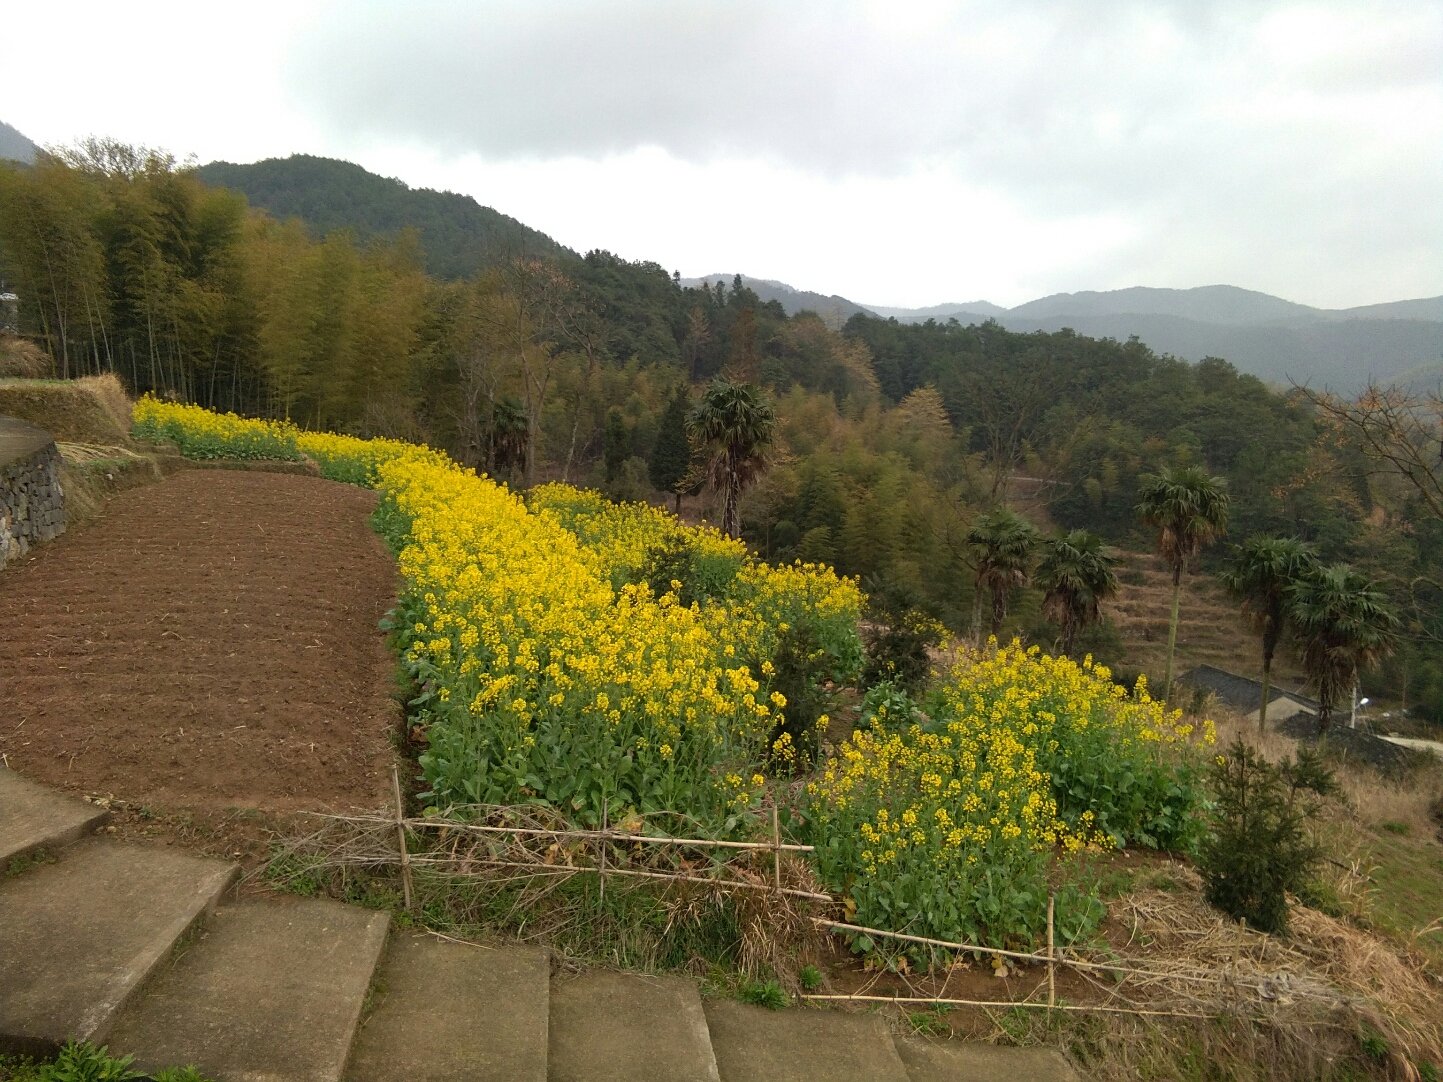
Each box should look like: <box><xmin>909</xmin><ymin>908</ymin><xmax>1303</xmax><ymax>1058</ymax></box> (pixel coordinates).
<box><xmin>0</xmin><ymin>470</ymin><xmax>399</xmax><ymax>815</ymax></box>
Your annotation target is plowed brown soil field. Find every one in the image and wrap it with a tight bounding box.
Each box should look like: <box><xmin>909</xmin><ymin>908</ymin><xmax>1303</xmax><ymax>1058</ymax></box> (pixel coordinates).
<box><xmin>0</xmin><ymin>471</ymin><xmax>399</xmax><ymax>822</ymax></box>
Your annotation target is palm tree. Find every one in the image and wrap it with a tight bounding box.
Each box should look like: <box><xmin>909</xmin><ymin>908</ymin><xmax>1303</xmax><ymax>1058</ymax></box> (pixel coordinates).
<box><xmin>1036</xmin><ymin>529</ymin><xmax>1119</xmax><ymax>657</ymax></box>
<box><xmin>1289</xmin><ymin>564</ymin><xmax>1398</xmax><ymax>730</ymax></box>
<box><xmin>1220</xmin><ymin>536</ymin><xmax>1318</xmax><ymax>732</ymax></box>
<box><xmin>965</xmin><ymin>508</ymin><xmax>1039</xmax><ymax>643</ymax></box>
<box><xmin>1136</xmin><ymin>465</ymin><xmax>1231</xmax><ymax>701</ymax></box>
<box><xmin>687</xmin><ymin>377</ymin><xmax>776</xmax><ymax>539</ymax></box>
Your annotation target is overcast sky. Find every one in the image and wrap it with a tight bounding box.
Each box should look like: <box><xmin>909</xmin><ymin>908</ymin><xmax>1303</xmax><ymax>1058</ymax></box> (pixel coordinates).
<box><xmin>4</xmin><ymin>1</ymin><xmax>1440</xmax><ymax>309</ymax></box>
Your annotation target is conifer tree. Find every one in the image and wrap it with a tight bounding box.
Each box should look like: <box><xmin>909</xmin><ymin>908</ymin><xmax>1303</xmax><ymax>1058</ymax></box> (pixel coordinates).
<box><xmin>649</xmin><ymin>383</ymin><xmax>692</xmax><ymax>512</ymax></box>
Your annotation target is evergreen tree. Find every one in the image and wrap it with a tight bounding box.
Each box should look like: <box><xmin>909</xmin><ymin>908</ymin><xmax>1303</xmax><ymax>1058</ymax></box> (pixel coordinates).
<box><xmin>965</xmin><ymin>508</ymin><xmax>1039</xmax><ymax>643</ymax></box>
<box><xmin>1220</xmin><ymin>536</ymin><xmax>1318</xmax><ymax>731</ymax></box>
<box><xmin>603</xmin><ymin>407</ymin><xmax>629</xmax><ymax>483</ymax></box>
<box><xmin>648</xmin><ymin>383</ymin><xmax>692</xmax><ymax>511</ymax></box>
<box><xmin>1137</xmin><ymin>465</ymin><xmax>1231</xmax><ymax>700</ymax></box>
<box><xmin>1289</xmin><ymin>564</ymin><xmax>1398</xmax><ymax>729</ymax></box>
<box><xmin>1036</xmin><ymin>529</ymin><xmax>1119</xmax><ymax>656</ymax></box>
<box><xmin>688</xmin><ymin>377</ymin><xmax>776</xmax><ymax>539</ymax></box>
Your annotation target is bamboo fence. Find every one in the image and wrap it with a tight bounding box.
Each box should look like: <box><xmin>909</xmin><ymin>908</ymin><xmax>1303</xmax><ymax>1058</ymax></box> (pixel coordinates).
<box><xmin>269</xmin><ymin>795</ymin><xmax>1379</xmax><ymax>1024</ymax></box>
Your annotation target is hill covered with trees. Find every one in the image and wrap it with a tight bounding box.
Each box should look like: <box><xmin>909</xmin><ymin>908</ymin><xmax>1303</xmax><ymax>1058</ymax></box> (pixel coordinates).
<box><xmin>2</xmin><ymin>141</ymin><xmax>1439</xmax><ymax>721</ymax></box>
<box><xmin>195</xmin><ymin>154</ymin><xmax>573</xmax><ymax>279</ymax></box>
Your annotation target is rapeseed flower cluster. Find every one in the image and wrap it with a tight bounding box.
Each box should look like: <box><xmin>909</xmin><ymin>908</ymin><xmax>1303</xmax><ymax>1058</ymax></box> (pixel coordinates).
<box><xmin>807</xmin><ymin>640</ymin><xmax>1212</xmax><ymax>957</ymax></box>
<box><xmin>381</xmin><ymin>462</ymin><xmax>861</xmax><ymax>831</ymax></box>
<box><xmin>132</xmin><ymin>395</ymin><xmax>302</xmax><ymax>461</ymax></box>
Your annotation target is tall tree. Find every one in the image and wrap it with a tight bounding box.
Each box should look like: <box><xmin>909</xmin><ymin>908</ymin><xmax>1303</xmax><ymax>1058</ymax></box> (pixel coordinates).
<box><xmin>1036</xmin><ymin>529</ymin><xmax>1119</xmax><ymax>656</ymax></box>
<box><xmin>1221</xmin><ymin>536</ymin><xmax>1318</xmax><ymax>732</ymax></box>
<box><xmin>1289</xmin><ymin>564</ymin><xmax>1398</xmax><ymax>730</ymax></box>
<box><xmin>1137</xmin><ymin>465</ymin><xmax>1231</xmax><ymax>700</ymax></box>
<box><xmin>965</xmin><ymin>508</ymin><xmax>1039</xmax><ymax>643</ymax></box>
<box><xmin>648</xmin><ymin>382</ymin><xmax>692</xmax><ymax>512</ymax></box>
<box><xmin>687</xmin><ymin>377</ymin><xmax>776</xmax><ymax>539</ymax></box>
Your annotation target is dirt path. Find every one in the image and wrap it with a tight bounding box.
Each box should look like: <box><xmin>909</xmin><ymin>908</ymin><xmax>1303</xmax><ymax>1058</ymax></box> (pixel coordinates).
<box><xmin>0</xmin><ymin>471</ymin><xmax>400</xmax><ymax>826</ymax></box>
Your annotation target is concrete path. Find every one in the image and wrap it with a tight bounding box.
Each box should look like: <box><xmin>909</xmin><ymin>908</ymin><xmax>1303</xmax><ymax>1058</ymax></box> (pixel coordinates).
<box><xmin>345</xmin><ymin>934</ymin><xmax>550</xmax><ymax>1082</ymax></box>
<box><xmin>108</xmin><ymin>899</ymin><xmax>389</xmax><ymax>1082</ymax></box>
<box><xmin>0</xmin><ymin>767</ymin><xmax>108</xmax><ymax>865</ymax></box>
<box><xmin>0</xmin><ymin>839</ymin><xmax>236</xmax><ymax>1056</ymax></box>
<box><xmin>0</xmin><ymin>770</ymin><xmax>1087</xmax><ymax>1080</ymax></box>
<box><xmin>706</xmin><ymin>998</ymin><xmax>912</xmax><ymax>1082</ymax></box>
<box><xmin>549</xmin><ymin>971</ymin><xmax>721</xmax><ymax>1082</ymax></box>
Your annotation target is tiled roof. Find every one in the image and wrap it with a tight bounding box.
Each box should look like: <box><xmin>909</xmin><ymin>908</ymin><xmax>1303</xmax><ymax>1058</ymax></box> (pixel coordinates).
<box><xmin>1176</xmin><ymin>664</ymin><xmax>1319</xmax><ymax>712</ymax></box>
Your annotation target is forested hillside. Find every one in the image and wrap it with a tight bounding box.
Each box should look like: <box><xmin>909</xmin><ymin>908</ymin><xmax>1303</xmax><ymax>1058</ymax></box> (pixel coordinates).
<box><xmin>195</xmin><ymin>154</ymin><xmax>573</xmax><ymax>279</ymax></box>
<box><xmin>2</xmin><ymin>142</ymin><xmax>1439</xmax><ymax>719</ymax></box>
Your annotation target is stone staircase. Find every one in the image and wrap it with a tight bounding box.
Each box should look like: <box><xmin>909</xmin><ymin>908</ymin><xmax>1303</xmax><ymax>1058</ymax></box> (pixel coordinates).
<box><xmin>0</xmin><ymin>769</ymin><xmax>1082</xmax><ymax>1081</ymax></box>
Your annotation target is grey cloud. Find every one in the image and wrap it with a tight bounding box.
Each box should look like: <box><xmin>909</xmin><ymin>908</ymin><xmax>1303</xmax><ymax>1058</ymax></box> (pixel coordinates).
<box><xmin>284</xmin><ymin>0</ymin><xmax>1442</xmax><ymax>304</ymax></box>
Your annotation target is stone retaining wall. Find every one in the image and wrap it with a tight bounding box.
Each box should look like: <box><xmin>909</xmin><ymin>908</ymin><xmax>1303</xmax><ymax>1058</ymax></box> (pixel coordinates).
<box><xmin>0</xmin><ymin>416</ymin><xmax>65</xmax><ymax>570</ymax></box>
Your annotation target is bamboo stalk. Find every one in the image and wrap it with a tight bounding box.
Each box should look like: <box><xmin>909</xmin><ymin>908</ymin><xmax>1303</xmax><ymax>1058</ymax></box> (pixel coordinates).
<box><xmin>811</xmin><ymin>918</ymin><xmax>1246</xmax><ymax>988</ymax></box>
<box><xmin>360</xmin><ymin>814</ymin><xmax>817</xmax><ymax>853</ymax></box>
<box><xmin>800</xmin><ymin>994</ymin><xmax>1218</xmax><ymax>1021</ymax></box>
<box><xmin>771</xmin><ymin>805</ymin><xmax>781</xmax><ymax>891</ymax></box>
<box><xmin>391</xmin><ymin>764</ymin><xmax>413</xmax><ymax>912</ymax></box>
<box><xmin>398</xmin><ymin>852</ymin><xmax>835</xmax><ymax>901</ymax></box>
<box><xmin>598</xmin><ymin>798</ymin><xmax>607</xmax><ymax>905</ymax></box>
<box><xmin>1047</xmin><ymin>892</ymin><xmax>1056</xmax><ymax>1010</ymax></box>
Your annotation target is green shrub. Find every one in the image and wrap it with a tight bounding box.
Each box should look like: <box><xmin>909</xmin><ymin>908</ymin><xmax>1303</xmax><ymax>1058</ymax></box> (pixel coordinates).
<box><xmin>1199</xmin><ymin>740</ymin><xmax>1335</xmax><ymax>934</ymax></box>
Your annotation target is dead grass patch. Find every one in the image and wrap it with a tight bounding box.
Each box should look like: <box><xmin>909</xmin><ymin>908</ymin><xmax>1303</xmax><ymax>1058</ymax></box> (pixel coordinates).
<box><xmin>0</xmin><ymin>374</ymin><xmax>132</xmax><ymax>444</ymax></box>
<box><xmin>0</xmin><ymin>335</ymin><xmax>52</xmax><ymax>379</ymax></box>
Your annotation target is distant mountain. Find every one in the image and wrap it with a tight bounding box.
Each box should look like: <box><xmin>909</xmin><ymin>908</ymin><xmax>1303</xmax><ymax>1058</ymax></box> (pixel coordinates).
<box><xmin>678</xmin><ymin>274</ymin><xmax>874</xmax><ymax>326</ymax></box>
<box><xmin>1006</xmin><ymin>285</ymin><xmax>1322</xmax><ymax>325</ymax></box>
<box><xmin>1336</xmin><ymin>296</ymin><xmax>1443</xmax><ymax>322</ymax></box>
<box><xmin>194</xmin><ymin>154</ymin><xmax>573</xmax><ymax>279</ymax></box>
<box><xmin>866</xmin><ymin>300</ymin><xmax>1008</xmax><ymax>322</ymax></box>
<box><xmin>675</xmin><ymin>275</ymin><xmax>1443</xmax><ymax>389</ymax></box>
<box><xmin>851</xmin><ymin>284</ymin><xmax>1443</xmax><ymax>391</ymax></box>
<box><xmin>0</xmin><ymin>120</ymin><xmax>38</xmax><ymax>165</ymax></box>
<box><xmin>992</xmin><ymin>311</ymin><xmax>1443</xmax><ymax>390</ymax></box>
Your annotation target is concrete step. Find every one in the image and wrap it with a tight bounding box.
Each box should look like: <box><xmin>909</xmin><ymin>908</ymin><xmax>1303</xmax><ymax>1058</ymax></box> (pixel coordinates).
<box><xmin>704</xmin><ymin>999</ymin><xmax>910</xmax><ymax>1082</ymax></box>
<box><xmin>0</xmin><ymin>767</ymin><xmax>109</xmax><ymax>866</ymax></box>
<box><xmin>345</xmin><ymin>933</ymin><xmax>550</xmax><ymax>1082</ymax></box>
<box><xmin>548</xmin><ymin>970</ymin><xmax>720</xmax><ymax>1082</ymax></box>
<box><xmin>0</xmin><ymin>839</ymin><xmax>237</xmax><ymax>1057</ymax></box>
<box><xmin>896</xmin><ymin>1037</ymin><xmax>1083</xmax><ymax>1081</ymax></box>
<box><xmin>107</xmin><ymin>897</ymin><xmax>389</xmax><ymax>1082</ymax></box>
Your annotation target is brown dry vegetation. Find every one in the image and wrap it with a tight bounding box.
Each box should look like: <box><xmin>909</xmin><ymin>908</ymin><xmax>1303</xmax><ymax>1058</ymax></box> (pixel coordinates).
<box><xmin>0</xmin><ymin>335</ymin><xmax>53</xmax><ymax>379</ymax></box>
<box><xmin>0</xmin><ymin>373</ymin><xmax>133</xmax><ymax>444</ymax></box>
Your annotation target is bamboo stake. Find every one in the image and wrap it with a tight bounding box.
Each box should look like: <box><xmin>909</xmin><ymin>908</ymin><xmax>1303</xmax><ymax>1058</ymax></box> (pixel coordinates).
<box><xmin>389</xmin><ymin>853</ymin><xmax>835</xmax><ymax>901</ymax></box>
<box><xmin>315</xmin><ymin>812</ymin><xmax>816</xmax><ymax>853</ymax></box>
<box><xmin>800</xmin><ymin>994</ymin><xmax>1219</xmax><ymax>1021</ymax></box>
<box><xmin>1047</xmin><ymin>892</ymin><xmax>1056</xmax><ymax>1010</ymax></box>
<box><xmin>811</xmin><ymin>918</ymin><xmax>1247</xmax><ymax>988</ymax></box>
<box><xmin>770</xmin><ymin>805</ymin><xmax>781</xmax><ymax>891</ymax></box>
<box><xmin>598</xmin><ymin>797</ymin><xmax>608</xmax><ymax>904</ymax></box>
<box><xmin>391</xmin><ymin>763</ymin><xmax>413</xmax><ymax>913</ymax></box>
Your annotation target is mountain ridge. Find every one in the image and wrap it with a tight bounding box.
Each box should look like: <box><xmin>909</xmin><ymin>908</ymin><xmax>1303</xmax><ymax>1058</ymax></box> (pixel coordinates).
<box><xmin>0</xmin><ymin>120</ymin><xmax>38</xmax><ymax>165</ymax></box>
<box><xmin>178</xmin><ymin>151</ymin><xmax>1439</xmax><ymax>393</ymax></box>
<box><xmin>691</xmin><ymin>275</ymin><xmax>1443</xmax><ymax>390</ymax></box>
<box><xmin>193</xmin><ymin>154</ymin><xmax>573</xmax><ymax>279</ymax></box>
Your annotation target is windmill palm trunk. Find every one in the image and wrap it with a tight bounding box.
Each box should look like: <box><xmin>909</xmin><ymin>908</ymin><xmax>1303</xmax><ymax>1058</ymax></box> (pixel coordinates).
<box><xmin>1258</xmin><ymin>648</ymin><xmax>1274</xmax><ymax>734</ymax></box>
<box><xmin>1164</xmin><ymin>563</ymin><xmax>1181</xmax><ymax>702</ymax></box>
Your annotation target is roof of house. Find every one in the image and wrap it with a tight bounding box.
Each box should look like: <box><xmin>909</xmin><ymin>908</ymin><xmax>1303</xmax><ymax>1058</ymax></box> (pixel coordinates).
<box><xmin>1176</xmin><ymin>664</ymin><xmax>1319</xmax><ymax>713</ymax></box>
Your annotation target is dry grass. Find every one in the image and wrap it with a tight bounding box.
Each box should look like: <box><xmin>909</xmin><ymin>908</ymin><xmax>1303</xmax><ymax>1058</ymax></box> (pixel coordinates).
<box><xmin>0</xmin><ymin>373</ymin><xmax>132</xmax><ymax>444</ymax></box>
<box><xmin>0</xmin><ymin>335</ymin><xmax>52</xmax><ymax>379</ymax></box>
